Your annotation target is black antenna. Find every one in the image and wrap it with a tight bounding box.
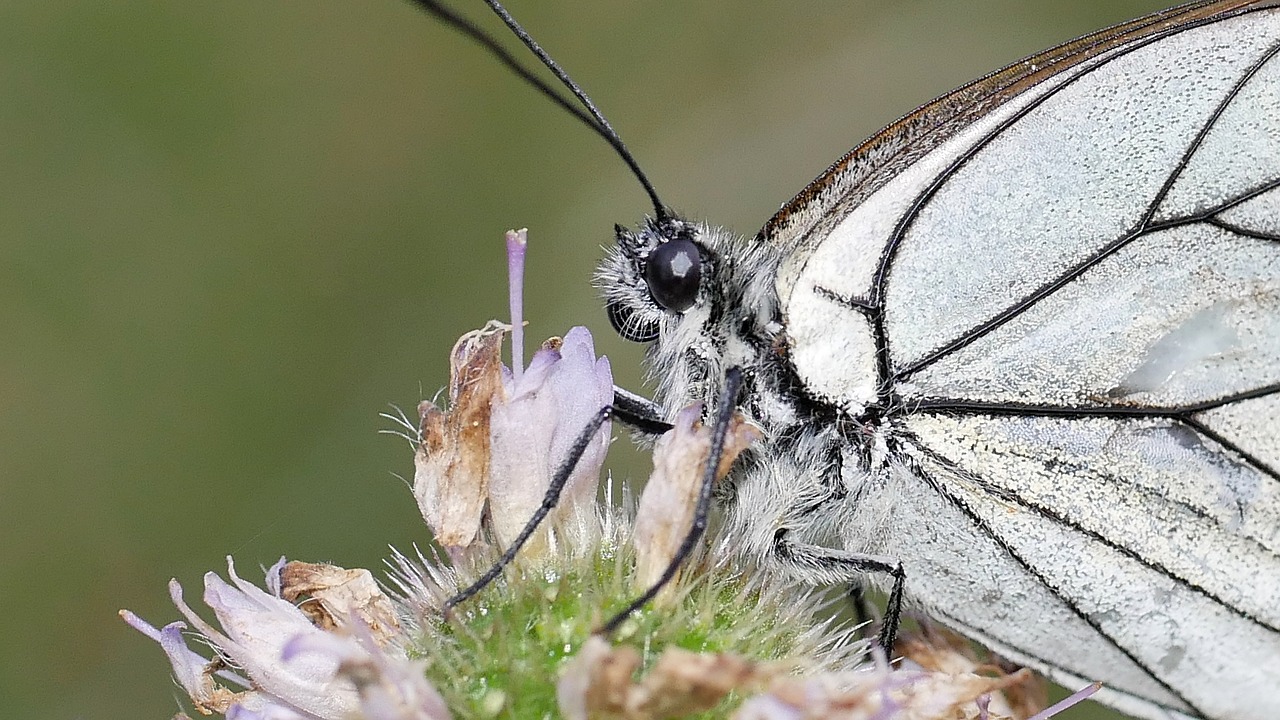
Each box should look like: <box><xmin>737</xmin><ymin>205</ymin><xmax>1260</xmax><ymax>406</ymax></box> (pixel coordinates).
<box><xmin>406</xmin><ymin>0</ymin><xmax>669</xmax><ymax>219</ymax></box>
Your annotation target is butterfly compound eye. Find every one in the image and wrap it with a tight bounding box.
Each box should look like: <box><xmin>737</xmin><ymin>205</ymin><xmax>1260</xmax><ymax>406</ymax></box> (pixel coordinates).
<box><xmin>606</xmin><ymin>300</ymin><xmax>659</xmax><ymax>343</ymax></box>
<box><xmin>644</xmin><ymin>237</ymin><xmax>702</xmax><ymax>312</ymax></box>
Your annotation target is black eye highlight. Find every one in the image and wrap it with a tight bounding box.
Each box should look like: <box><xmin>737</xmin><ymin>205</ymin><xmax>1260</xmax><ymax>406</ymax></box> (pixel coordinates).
<box><xmin>606</xmin><ymin>300</ymin><xmax>659</xmax><ymax>343</ymax></box>
<box><xmin>645</xmin><ymin>237</ymin><xmax>701</xmax><ymax>312</ymax></box>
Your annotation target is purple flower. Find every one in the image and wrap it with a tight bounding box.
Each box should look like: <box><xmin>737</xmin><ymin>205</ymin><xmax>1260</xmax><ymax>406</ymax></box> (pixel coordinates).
<box><xmin>171</xmin><ymin>558</ymin><xmax>363</xmax><ymax>718</ymax></box>
<box><xmin>225</xmin><ymin>697</ymin><xmax>313</xmax><ymax>720</ymax></box>
<box><xmin>118</xmin><ymin>610</ymin><xmax>246</xmax><ymax>713</ymax></box>
<box><xmin>123</xmin><ymin>558</ymin><xmax>359</xmax><ymax>719</ymax></box>
<box><xmin>412</xmin><ymin>230</ymin><xmax>615</xmax><ymax>558</ymax></box>
<box><xmin>123</xmin><ymin>556</ymin><xmax>452</xmax><ymax>720</ymax></box>
<box><xmin>284</xmin><ymin>623</ymin><xmax>450</xmax><ymax>720</ymax></box>
<box><xmin>488</xmin><ymin>326</ymin><xmax>613</xmax><ymax>553</ymax></box>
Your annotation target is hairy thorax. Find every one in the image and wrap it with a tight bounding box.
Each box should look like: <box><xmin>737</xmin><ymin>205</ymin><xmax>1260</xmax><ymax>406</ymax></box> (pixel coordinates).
<box><xmin>598</xmin><ymin>219</ymin><xmax>890</xmax><ymax>568</ymax></box>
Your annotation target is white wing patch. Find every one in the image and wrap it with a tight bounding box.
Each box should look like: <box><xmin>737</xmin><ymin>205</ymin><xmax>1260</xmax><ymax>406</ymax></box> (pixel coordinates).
<box><xmin>1195</xmin><ymin>392</ymin><xmax>1280</xmax><ymax>472</ymax></box>
<box><xmin>787</xmin><ymin>66</ymin><xmax>1078</xmax><ymax>305</ymax></box>
<box><xmin>1153</xmin><ymin>43</ymin><xmax>1280</xmax><ymax>224</ymax></box>
<box><xmin>906</xmin><ymin>413</ymin><xmax>1280</xmax><ymax>615</ymax></box>
<box><xmin>865</xmin><ymin>455</ymin><xmax>1189</xmax><ymax>711</ymax></box>
<box><xmin>785</xmin><ymin>11</ymin><xmax>1280</xmax><ymax>413</ymax></box>
<box><xmin>1112</xmin><ymin>302</ymin><xmax>1243</xmax><ymax>399</ymax></box>
<box><xmin>900</xmin><ymin>224</ymin><xmax>1280</xmax><ymax>408</ymax></box>
<box><xmin>1217</xmin><ymin>181</ymin><xmax>1280</xmax><ymax>236</ymax></box>
<box><xmin>783</xmin><ymin>291</ymin><xmax>878</xmax><ymax>414</ymax></box>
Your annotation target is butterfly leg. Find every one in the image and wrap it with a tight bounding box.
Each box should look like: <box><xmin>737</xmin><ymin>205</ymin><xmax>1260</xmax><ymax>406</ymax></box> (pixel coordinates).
<box><xmin>611</xmin><ymin>385</ymin><xmax>674</xmax><ymax>435</ymax></box>
<box><xmin>774</xmin><ymin>532</ymin><xmax>906</xmax><ymax>657</ymax></box>
<box><xmin>445</xmin><ymin>387</ymin><xmax>669</xmax><ymax>615</ymax></box>
<box><xmin>443</xmin><ymin>405</ymin><xmax>614</xmax><ymax>613</ymax></box>
<box><xmin>598</xmin><ymin>367</ymin><xmax>745</xmax><ymax>635</ymax></box>
<box><xmin>846</xmin><ymin>583</ymin><xmax>875</xmax><ymax>631</ymax></box>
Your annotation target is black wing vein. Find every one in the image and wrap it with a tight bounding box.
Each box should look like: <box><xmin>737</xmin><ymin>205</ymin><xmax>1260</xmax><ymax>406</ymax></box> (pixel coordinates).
<box><xmin>907</xmin><ymin>447</ymin><xmax>1206</xmax><ymax>717</ymax></box>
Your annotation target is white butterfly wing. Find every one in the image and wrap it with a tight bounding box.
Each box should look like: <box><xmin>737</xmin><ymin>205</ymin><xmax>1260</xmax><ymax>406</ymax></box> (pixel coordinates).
<box><xmin>771</xmin><ymin>3</ymin><xmax>1280</xmax><ymax>719</ymax></box>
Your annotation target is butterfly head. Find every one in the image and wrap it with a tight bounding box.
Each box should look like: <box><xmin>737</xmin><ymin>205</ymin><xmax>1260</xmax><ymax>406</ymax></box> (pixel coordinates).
<box><xmin>598</xmin><ymin>215</ymin><xmax>789</xmax><ymax>424</ymax></box>
<box><xmin>599</xmin><ymin>216</ymin><xmax>707</xmax><ymax>344</ymax></box>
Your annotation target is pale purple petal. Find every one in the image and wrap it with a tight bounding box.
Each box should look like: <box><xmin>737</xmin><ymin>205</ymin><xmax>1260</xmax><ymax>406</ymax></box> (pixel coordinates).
<box><xmin>158</xmin><ymin>621</ymin><xmax>219</xmax><ymax>702</ymax></box>
<box><xmin>733</xmin><ymin>694</ymin><xmax>804</xmax><ymax>720</ymax></box>
<box><xmin>120</xmin><ymin>609</ymin><xmax>216</xmax><ymax>681</ymax></box>
<box><xmin>119</xmin><ymin>608</ymin><xmax>163</xmax><ymax>642</ymax></box>
<box><xmin>352</xmin><ymin>636</ymin><xmax>451</xmax><ymax>720</ymax></box>
<box><xmin>264</xmin><ymin>556</ymin><xmax>288</xmax><ymax>597</ymax></box>
<box><xmin>488</xmin><ymin>377</ymin><xmax>557</xmax><ymax>550</ymax></box>
<box><xmin>360</xmin><ymin>670</ymin><xmax>451</xmax><ymax>720</ymax></box>
<box><xmin>506</xmin><ymin>229</ymin><xmax>528</xmax><ymax>380</ymax></box>
<box><xmin>551</xmin><ymin>327</ymin><xmax>613</xmax><ymax>433</ymax></box>
<box><xmin>546</xmin><ymin>327</ymin><xmax>612</xmax><ymax>526</ymax></box>
<box><xmin>559</xmin><ymin>325</ymin><xmax>596</xmax><ymax>357</ymax></box>
<box><xmin>205</xmin><ymin>569</ymin><xmax>359</xmax><ymax>719</ymax></box>
<box><xmin>226</xmin><ymin>695</ymin><xmax>314</xmax><ymax>720</ymax></box>
<box><xmin>120</xmin><ymin>612</ymin><xmax>221</xmax><ymax>702</ymax></box>
<box><xmin>510</xmin><ymin>343</ymin><xmax>560</xmax><ymax>398</ymax></box>
<box><xmin>167</xmin><ymin>559</ymin><xmax>361</xmax><ymax>720</ymax></box>
<box><xmin>487</xmin><ymin>326</ymin><xmax>614</xmax><ymax>551</ymax></box>
<box><xmin>204</xmin><ymin>570</ymin><xmax>315</xmax><ymax>654</ymax></box>
<box><xmin>593</xmin><ymin>355</ymin><xmax>614</xmax><ymax>406</ymax></box>
<box><xmin>169</xmin><ymin>577</ymin><xmax>238</xmax><ymax>654</ymax></box>
<box><xmin>126</xmin><ymin>596</ymin><xmax>252</xmax><ymax>690</ymax></box>
<box><xmin>281</xmin><ymin>631</ymin><xmax>363</xmax><ymax>666</ymax></box>
<box><xmin>120</xmin><ymin>608</ymin><xmax>262</xmax><ymax>713</ymax></box>
<box><xmin>286</xmin><ymin>622</ymin><xmax>451</xmax><ymax>720</ymax></box>
<box><xmin>560</xmin><ymin>326</ymin><xmax>610</xmax><ymax>392</ymax></box>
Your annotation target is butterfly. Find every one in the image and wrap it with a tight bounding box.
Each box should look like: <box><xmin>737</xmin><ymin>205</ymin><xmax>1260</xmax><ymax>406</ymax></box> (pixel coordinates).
<box><xmin>424</xmin><ymin>1</ymin><xmax>1280</xmax><ymax>718</ymax></box>
<box><xmin>595</xmin><ymin>2</ymin><xmax>1280</xmax><ymax>719</ymax></box>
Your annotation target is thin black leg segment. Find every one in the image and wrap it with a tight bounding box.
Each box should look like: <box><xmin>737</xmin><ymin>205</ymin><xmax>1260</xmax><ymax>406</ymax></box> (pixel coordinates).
<box><xmin>611</xmin><ymin>385</ymin><xmax>673</xmax><ymax>435</ymax></box>
<box><xmin>774</xmin><ymin>531</ymin><xmax>906</xmax><ymax>657</ymax></box>
<box><xmin>598</xmin><ymin>367</ymin><xmax>746</xmax><ymax>636</ymax></box>
<box><xmin>443</xmin><ymin>405</ymin><xmax>614</xmax><ymax>613</ymax></box>
<box><xmin>847</xmin><ymin>583</ymin><xmax>876</xmax><ymax>631</ymax></box>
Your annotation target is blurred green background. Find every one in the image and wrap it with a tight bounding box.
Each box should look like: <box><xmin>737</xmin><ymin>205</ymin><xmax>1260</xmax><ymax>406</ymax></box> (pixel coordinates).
<box><xmin>1</xmin><ymin>1</ymin><xmax>1174</xmax><ymax>718</ymax></box>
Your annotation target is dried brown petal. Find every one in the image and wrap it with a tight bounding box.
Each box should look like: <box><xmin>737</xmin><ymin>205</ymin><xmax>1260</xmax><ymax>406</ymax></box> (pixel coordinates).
<box><xmin>738</xmin><ymin>673</ymin><xmax>876</xmax><ymax>720</ymax></box>
<box><xmin>739</xmin><ymin>661</ymin><xmax>1037</xmax><ymax>720</ymax></box>
<box><xmin>192</xmin><ymin>684</ymin><xmax>240</xmax><ymax>716</ymax></box>
<box><xmin>279</xmin><ymin>561</ymin><xmax>401</xmax><ymax>647</ymax></box>
<box><xmin>633</xmin><ymin>405</ymin><xmax>761</xmax><ymax>592</ymax></box>
<box><xmin>632</xmin><ymin>648</ymin><xmax>771</xmax><ymax>719</ymax></box>
<box><xmin>559</xmin><ymin>638</ymin><xmax>775</xmax><ymax>720</ymax></box>
<box><xmin>898</xmin><ymin>625</ymin><xmax>1048</xmax><ymax>720</ymax></box>
<box><xmin>898</xmin><ymin>669</ymin><xmax>1031</xmax><ymax>720</ymax></box>
<box><xmin>994</xmin><ymin>663</ymin><xmax>1049</xmax><ymax>720</ymax></box>
<box><xmin>557</xmin><ymin>635</ymin><xmax>640</xmax><ymax>720</ymax></box>
<box><xmin>897</xmin><ymin>623</ymin><xmax>989</xmax><ymax>674</ymax></box>
<box><xmin>413</xmin><ymin>323</ymin><xmax>506</xmax><ymax>548</ymax></box>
